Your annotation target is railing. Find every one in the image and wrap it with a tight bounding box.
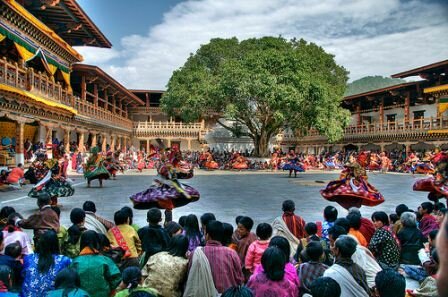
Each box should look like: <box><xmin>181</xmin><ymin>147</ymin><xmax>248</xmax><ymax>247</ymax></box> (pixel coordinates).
<box><xmin>133</xmin><ymin>120</ymin><xmax>207</xmax><ymax>139</ymax></box>
<box><xmin>129</xmin><ymin>106</ymin><xmax>221</xmax><ymax>116</ymax></box>
<box><xmin>76</xmin><ymin>98</ymin><xmax>133</xmax><ymax>130</ymax></box>
<box><xmin>278</xmin><ymin>116</ymin><xmax>448</xmax><ymax>143</ymax></box>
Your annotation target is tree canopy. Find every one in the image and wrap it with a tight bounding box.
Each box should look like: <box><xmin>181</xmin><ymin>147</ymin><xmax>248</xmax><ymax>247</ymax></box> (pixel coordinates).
<box><xmin>345</xmin><ymin>76</ymin><xmax>405</xmax><ymax>96</ymax></box>
<box><xmin>161</xmin><ymin>36</ymin><xmax>351</xmax><ymax>156</ymax></box>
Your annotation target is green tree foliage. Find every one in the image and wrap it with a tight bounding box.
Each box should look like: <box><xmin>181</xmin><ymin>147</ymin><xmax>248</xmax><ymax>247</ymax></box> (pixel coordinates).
<box><xmin>161</xmin><ymin>37</ymin><xmax>351</xmax><ymax>156</ymax></box>
<box><xmin>345</xmin><ymin>76</ymin><xmax>405</xmax><ymax>96</ymax></box>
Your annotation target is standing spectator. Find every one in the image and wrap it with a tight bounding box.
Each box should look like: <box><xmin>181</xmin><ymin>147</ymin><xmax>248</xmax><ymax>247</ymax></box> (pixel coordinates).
<box><xmin>397</xmin><ymin>212</ymin><xmax>425</xmax><ymax>265</ymax></box>
<box><xmin>46</xmin><ymin>267</ymin><xmax>90</xmax><ymax>297</ymax></box>
<box><xmin>72</xmin><ymin>231</ymin><xmax>121</xmax><ymax>297</ymax></box>
<box><xmin>369</xmin><ymin>211</ymin><xmax>400</xmax><ymax>269</ymax></box>
<box><xmin>142</xmin><ymin>235</ymin><xmax>189</xmax><ymax>297</ymax></box>
<box><xmin>21</xmin><ymin>231</ymin><xmax>71</xmax><ymax>297</ymax></box>
<box><xmin>247</xmin><ymin>247</ymin><xmax>298</xmax><ymax>297</ymax></box>
<box><xmin>107</xmin><ymin>210</ymin><xmax>141</xmax><ymax>269</ymax></box>
<box><xmin>245</xmin><ymin>223</ymin><xmax>272</xmax><ymax>273</ymax></box>
<box><xmin>16</xmin><ymin>194</ymin><xmax>60</xmax><ymax>245</ymax></box>
<box><xmin>182</xmin><ymin>214</ymin><xmax>204</xmax><ymax>252</ymax></box>
<box><xmin>137</xmin><ymin>208</ymin><xmax>170</xmax><ymax>266</ymax></box>
<box><xmin>323</xmin><ymin>235</ymin><xmax>370</xmax><ymax>297</ymax></box>
<box><xmin>419</xmin><ymin>202</ymin><xmax>439</xmax><ymax>237</ymax></box>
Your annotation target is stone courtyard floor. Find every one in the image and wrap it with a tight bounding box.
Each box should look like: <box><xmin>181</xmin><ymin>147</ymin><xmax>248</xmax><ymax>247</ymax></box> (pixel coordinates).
<box><xmin>0</xmin><ymin>169</ymin><xmax>431</xmax><ymax>227</ymax></box>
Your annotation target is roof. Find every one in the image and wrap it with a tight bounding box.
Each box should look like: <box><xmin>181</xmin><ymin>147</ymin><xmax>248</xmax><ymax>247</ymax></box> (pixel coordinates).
<box><xmin>20</xmin><ymin>0</ymin><xmax>111</xmax><ymax>48</ymax></box>
<box><xmin>343</xmin><ymin>81</ymin><xmax>425</xmax><ymax>101</ymax></box>
<box><xmin>129</xmin><ymin>89</ymin><xmax>166</xmax><ymax>94</ymax></box>
<box><xmin>72</xmin><ymin>64</ymin><xmax>145</xmax><ymax>106</ymax></box>
<box><xmin>391</xmin><ymin>60</ymin><xmax>448</xmax><ymax>79</ymax></box>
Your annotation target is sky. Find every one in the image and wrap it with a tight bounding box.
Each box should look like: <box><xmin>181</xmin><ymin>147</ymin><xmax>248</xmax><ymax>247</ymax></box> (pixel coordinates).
<box><xmin>75</xmin><ymin>0</ymin><xmax>448</xmax><ymax>90</ymax></box>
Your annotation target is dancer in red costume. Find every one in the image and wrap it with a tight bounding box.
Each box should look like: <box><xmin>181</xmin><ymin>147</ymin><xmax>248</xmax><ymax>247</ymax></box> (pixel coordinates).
<box><xmin>232</xmin><ymin>152</ymin><xmax>248</xmax><ymax>170</ymax></box>
<box><xmin>204</xmin><ymin>150</ymin><xmax>219</xmax><ymax>170</ymax></box>
<box><xmin>413</xmin><ymin>148</ymin><xmax>448</xmax><ymax>202</ymax></box>
<box><xmin>320</xmin><ymin>154</ymin><xmax>385</xmax><ymax>209</ymax></box>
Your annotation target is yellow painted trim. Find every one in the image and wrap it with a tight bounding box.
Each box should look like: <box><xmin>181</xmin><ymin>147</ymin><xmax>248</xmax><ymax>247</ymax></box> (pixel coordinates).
<box><xmin>0</xmin><ymin>83</ymin><xmax>77</xmax><ymax>114</ymax></box>
<box><xmin>4</xmin><ymin>0</ymin><xmax>83</xmax><ymax>61</ymax></box>
<box><xmin>428</xmin><ymin>129</ymin><xmax>448</xmax><ymax>134</ymax></box>
<box><xmin>424</xmin><ymin>84</ymin><xmax>448</xmax><ymax>94</ymax></box>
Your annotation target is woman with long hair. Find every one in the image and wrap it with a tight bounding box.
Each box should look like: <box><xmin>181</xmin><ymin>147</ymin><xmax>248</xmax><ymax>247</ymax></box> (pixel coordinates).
<box><xmin>247</xmin><ymin>247</ymin><xmax>298</xmax><ymax>296</ymax></box>
<box><xmin>71</xmin><ymin>231</ymin><xmax>121</xmax><ymax>297</ymax></box>
<box><xmin>182</xmin><ymin>214</ymin><xmax>204</xmax><ymax>252</ymax></box>
<box><xmin>46</xmin><ymin>267</ymin><xmax>90</xmax><ymax>297</ymax></box>
<box><xmin>21</xmin><ymin>230</ymin><xmax>71</xmax><ymax>296</ymax></box>
<box><xmin>142</xmin><ymin>235</ymin><xmax>189</xmax><ymax>297</ymax></box>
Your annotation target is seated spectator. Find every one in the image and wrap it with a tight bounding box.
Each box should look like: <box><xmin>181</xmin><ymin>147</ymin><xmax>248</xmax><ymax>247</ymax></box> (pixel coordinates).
<box><xmin>348</xmin><ymin>208</ymin><xmax>375</xmax><ymax>243</ymax></box>
<box><xmin>374</xmin><ymin>268</ymin><xmax>405</xmax><ymax>297</ymax></box>
<box><xmin>1</xmin><ymin>242</ymin><xmax>23</xmax><ymax>290</ymax></box>
<box><xmin>397</xmin><ymin>211</ymin><xmax>424</xmax><ymax>265</ymax></box>
<box><xmin>369</xmin><ymin>211</ymin><xmax>400</xmax><ymax>269</ymax></box>
<box><xmin>303</xmin><ymin>277</ymin><xmax>341</xmax><ymax>297</ymax></box>
<box><xmin>178</xmin><ymin>216</ymin><xmax>187</xmax><ymax>228</ymax></box>
<box><xmin>346</xmin><ymin>212</ymin><xmax>368</xmax><ymax>247</ymax></box>
<box><xmin>322</xmin><ymin>206</ymin><xmax>338</xmax><ymax>244</ymax></box>
<box><xmin>323</xmin><ymin>235</ymin><xmax>370</xmax><ymax>297</ymax></box>
<box><xmin>253</xmin><ymin>236</ymin><xmax>300</xmax><ymax>288</ymax></box>
<box><xmin>247</xmin><ymin>246</ymin><xmax>298</xmax><ymax>297</ymax></box>
<box><xmin>298</xmin><ymin>241</ymin><xmax>328</xmax><ymax>296</ymax></box>
<box><xmin>115</xmin><ymin>266</ymin><xmax>158</xmax><ymax>297</ymax></box>
<box><xmin>182</xmin><ymin>214</ymin><xmax>204</xmax><ymax>252</ymax></box>
<box><xmin>137</xmin><ymin>208</ymin><xmax>170</xmax><ymax>265</ymax></box>
<box><xmin>393</xmin><ymin>204</ymin><xmax>409</xmax><ymax>234</ymax></box>
<box><xmin>121</xmin><ymin>206</ymin><xmax>140</xmax><ymax>232</ymax></box>
<box><xmin>46</xmin><ymin>267</ymin><xmax>90</xmax><ymax>297</ymax></box>
<box><xmin>21</xmin><ymin>230</ymin><xmax>71</xmax><ymax>297</ymax></box>
<box><xmin>164</xmin><ymin>221</ymin><xmax>182</xmax><ymax>238</ymax></box>
<box><xmin>222</xmin><ymin>286</ymin><xmax>254</xmax><ymax>297</ymax></box>
<box><xmin>82</xmin><ymin>201</ymin><xmax>114</xmax><ymax>235</ymax></box>
<box><xmin>436</xmin><ymin>208</ymin><xmax>446</xmax><ymax>225</ymax></box>
<box><xmin>272</xmin><ymin>200</ymin><xmax>305</xmax><ymax>257</ymax></box>
<box><xmin>222</xmin><ymin>222</ymin><xmax>237</xmax><ymax>250</ymax></box>
<box><xmin>0</xmin><ymin>207</ymin><xmax>15</xmax><ymax>230</ymax></box>
<box><xmin>199</xmin><ymin>212</ymin><xmax>216</xmax><ymax>234</ymax></box>
<box><xmin>233</xmin><ymin>216</ymin><xmax>257</xmax><ymax>266</ymax></box>
<box><xmin>6</xmin><ymin>164</ymin><xmax>24</xmax><ymax>188</ymax></box>
<box><xmin>0</xmin><ymin>170</ymin><xmax>9</xmax><ymax>186</ymax></box>
<box><xmin>107</xmin><ymin>210</ymin><xmax>142</xmax><ymax>269</ymax></box>
<box><xmin>63</xmin><ymin>208</ymin><xmax>87</xmax><ymax>258</ymax></box>
<box><xmin>142</xmin><ymin>235</ymin><xmax>189</xmax><ymax>297</ymax></box>
<box><xmin>2</xmin><ymin>213</ymin><xmax>33</xmax><ymax>255</ymax></box>
<box><xmin>72</xmin><ymin>231</ymin><xmax>121</xmax><ymax>297</ymax></box>
<box><xmin>186</xmin><ymin>220</ymin><xmax>243</xmax><ymax>294</ymax></box>
<box><xmin>407</xmin><ymin>249</ymin><xmax>439</xmax><ymax>297</ymax></box>
<box><xmin>245</xmin><ymin>223</ymin><xmax>272</xmax><ymax>273</ymax></box>
<box><xmin>436</xmin><ymin>214</ymin><xmax>448</xmax><ymax>296</ymax></box>
<box><xmin>0</xmin><ymin>265</ymin><xmax>18</xmax><ymax>296</ymax></box>
<box><xmin>419</xmin><ymin>202</ymin><xmax>439</xmax><ymax>238</ymax></box>
<box><xmin>295</xmin><ymin>222</ymin><xmax>330</xmax><ymax>265</ymax></box>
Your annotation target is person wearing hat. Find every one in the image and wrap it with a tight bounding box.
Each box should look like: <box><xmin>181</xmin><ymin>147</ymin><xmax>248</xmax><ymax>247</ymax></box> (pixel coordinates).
<box><xmin>83</xmin><ymin>147</ymin><xmax>110</xmax><ymax>188</ymax></box>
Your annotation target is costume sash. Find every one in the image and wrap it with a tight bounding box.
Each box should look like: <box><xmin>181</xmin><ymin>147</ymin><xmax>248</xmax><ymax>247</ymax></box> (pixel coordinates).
<box><xmin>110</xmin><ymin>227</ymin><xmax>131</xmax><ymax>258</ymax></box>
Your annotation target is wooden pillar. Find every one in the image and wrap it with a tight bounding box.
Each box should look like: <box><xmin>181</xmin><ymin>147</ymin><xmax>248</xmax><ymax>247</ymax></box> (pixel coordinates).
<box><xmin>379</xmin><ymin>97</ymin><xmax>384</xmax><ymax>129</ymax></box>
<box><xmin>81</xmin><ymin>75</ymin><xmax>86</xmax><ymax>100</ymax></box>
<box><xmin>90</xmin><ymin>132</ymin><xmax>97</xmax><ymax>148</ymax></box>
<box><xmin>117</xmin><ymin>136</ymin><xmax>122</xmax><ymax>150</ymax></box>
<box><xmin>104</xmin><ymin>89</ymin><xmax>108</xmax><ymax>111</ymax></box>
<box><xmin>15</xmin><ymin>122</ymin><xmax>25</xmax><ymax>165</ymax></box>
<box><xmin>111</xmin><ymin>135</ymin><xmax>116</xmax><ymax>152</ymax></box>
<box><xmin>45</xmin><ymin>125</ymin><xmax>53</xmax><ymax>159</ymax></box>
<box><xmin>78</xmin><ymin>131</ymin><xmax>85</xmax><ymax>153</ymax></box>
<box><xmin>167</xmin><ymin>138</ymin><xmax>171</xmax><ymax>148</ymax></box>
<box><xmin>404</xmin><ymin>93</ymin><xmax>410</xmax><ymax>124</ymax></box>
<box><xmin>112</xmin><ymin>95</ymin><xmax>116</xmax><ymax>114</ymax></box>
<box><xmin>356</xmin><ymin>103</ymin><xmax>362</xmax><ymax>126</ymax></box>
<box><xmin>146</xmin><ymin>139</ymin><xmax>150</xmax><ymax>153</ymax></box>
<box><xmin>93</xmin><ymin>84</ymin><xmax>98</xmax><ymax>107</ymax></box>
<box><xmin>63</xmin><ymin>128</ymin><xmax>71</xmax><ymax>153</ymax></box>
<box><xmin>187</xmin><ymin>139</ymin><xmax>192</xmax><ymax>150</ymax></box>
<box><xmin>102</xmin><ymin>134</ymin><xmax>108</xmax><ymax>152</ymax></box>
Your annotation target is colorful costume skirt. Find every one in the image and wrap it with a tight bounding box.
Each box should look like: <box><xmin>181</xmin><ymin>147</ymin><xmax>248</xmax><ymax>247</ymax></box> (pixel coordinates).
<box><xmin>205</xmin><ymin>161</ymin><xmax>219</xmax><ymax>169</ymax></box>
<box><xmin>84</xmin><ymin>165</ymin><xmax>111</xmax><ymax>181</ymax></box>
<box><xmin>320</xmin><ymin>178</ymin><xmax>385</xmax><ymax>209</ymax></box>
<box><xmin>414</xmin><ymin>163</ymin><xmax>435</xmax><ymax>174</ymax></box>
<box><xmin>233</xmin><ymin>162</ymin><xmax>248</xmax><ymax>169</ymax></box>
<box><xmin>282</xmin><ymin>162</ymin><xmax>305</xmax><ymax>172</ymax></box>
<box><xmin>130</xmin><ymin>180</ymin><xmax>200</xmax><ymax>209</ymax></box>
<box><xmin>413</xmin><ymin>177</ymin><xmax>448</xmax><ymax>201</ymax></box>
<box><xmin>28</xmin><ymin>172</ymin><xmax>74</xmax><ymax>198</ymax></box>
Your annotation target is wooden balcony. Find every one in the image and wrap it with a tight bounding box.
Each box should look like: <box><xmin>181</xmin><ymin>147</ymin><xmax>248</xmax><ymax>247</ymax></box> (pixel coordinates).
<box><xmin>133</xmin><ymin>120</ymin><xmax>208</xmax><ymax>139</ymax></box>
<box><xmin>281</xmin><ymin>116</ymin><xmax>448</xmax><ymax>144</ymax></box>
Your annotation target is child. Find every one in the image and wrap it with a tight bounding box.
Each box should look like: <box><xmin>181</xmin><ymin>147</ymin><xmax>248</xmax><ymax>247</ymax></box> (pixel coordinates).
<box><xmin>295</xmin><ymin>222</ymin><xmax>329</xmax><ymax>264</ymax></box>
<box><xmin>322</xmin><ymin>206</ymin><xmax>338</xmax><ymax>244</ymax></box>
<box><xmin>0</xmin><ymin>242</ymin><xmax>23</xmax><ymax>290</ymax></box>
<box><xmin>63</xmin><ymin>208</ymin><xmax>87</xmax><ymax>258</ymax></box>
<box><xmin>115</xmin><ymin>266</ymin><xmax>158</xmax><ymax>297</ymax></box>
<box><xmin>245</xmin><ymin>223</ymin><xmax>272</xmax><ymax>273</ymax></box>
<box><xmin>0</xmin><ymin>265</ymin><xmax>18</xmax><ymax>296</ymax></box>
<box><xmin>298</xmin><ymin>241</ymin><xmax>328</xmax><ymax>296</ymax></box>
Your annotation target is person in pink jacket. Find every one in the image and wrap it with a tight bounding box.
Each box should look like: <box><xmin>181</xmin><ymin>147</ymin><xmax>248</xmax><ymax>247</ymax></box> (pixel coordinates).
<box><xmin>245</xmin><ymin>223</ymin><xmax>272</xmax><ymax>273</ymax></box>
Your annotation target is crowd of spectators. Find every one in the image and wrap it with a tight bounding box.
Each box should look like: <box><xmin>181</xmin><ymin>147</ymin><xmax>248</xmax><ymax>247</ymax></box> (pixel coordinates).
<box><xmin>0</xmin><ymin>195</ymin><xmax>446</xmax><ymax>297</ymax></box>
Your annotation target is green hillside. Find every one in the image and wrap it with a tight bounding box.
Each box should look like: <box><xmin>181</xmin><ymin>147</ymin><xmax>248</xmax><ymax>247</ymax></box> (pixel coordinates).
<box><xmin>345</xmin><ymin>76</ymin><xmax>406</xmax><ymax>96</ymax></box>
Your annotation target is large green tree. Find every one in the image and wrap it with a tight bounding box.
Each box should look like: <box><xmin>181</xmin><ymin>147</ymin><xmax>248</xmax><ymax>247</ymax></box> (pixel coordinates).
<box><xmin>162</xmin><ymin>37</ymin><xmax>351</xmax><ymax>157</ymax></box>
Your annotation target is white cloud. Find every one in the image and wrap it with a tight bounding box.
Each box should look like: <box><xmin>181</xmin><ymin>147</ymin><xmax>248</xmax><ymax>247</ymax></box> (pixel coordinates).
<box><xmin>74</xmin><ymin>0</ymin><xmax>448</xmax><ymax>89</ymax></box>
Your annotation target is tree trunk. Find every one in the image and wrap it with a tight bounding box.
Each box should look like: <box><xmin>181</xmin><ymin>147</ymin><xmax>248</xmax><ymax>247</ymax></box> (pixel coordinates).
<box><xmin>253</xmin><ymin>131</ymin><xmax>271</xmax><ymax>157</ymax></box>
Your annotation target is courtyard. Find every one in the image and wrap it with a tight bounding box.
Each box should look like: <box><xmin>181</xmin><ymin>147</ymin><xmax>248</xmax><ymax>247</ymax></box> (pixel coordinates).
<box><xmin>0</xmin><ymin>170</ymin><xmax>430</xmax><ymax>227</ymax></box>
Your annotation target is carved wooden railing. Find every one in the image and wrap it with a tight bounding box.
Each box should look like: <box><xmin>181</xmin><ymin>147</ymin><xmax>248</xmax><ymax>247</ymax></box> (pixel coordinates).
<box><xmin>133</xmin><ymin>120</ymin><xmax>208</xmax><ymax>139</ymax></box>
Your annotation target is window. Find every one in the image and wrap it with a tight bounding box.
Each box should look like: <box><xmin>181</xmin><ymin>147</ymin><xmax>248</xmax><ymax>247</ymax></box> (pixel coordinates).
<box><xmin>413</xmin><ymin>110</ymin><xmax>425</xmax><ymax>120</ymax></box>
<box><xmin>386</xmin><ymin>114</ymin><xmax>396</xmax><ymax>122</ymax></box>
